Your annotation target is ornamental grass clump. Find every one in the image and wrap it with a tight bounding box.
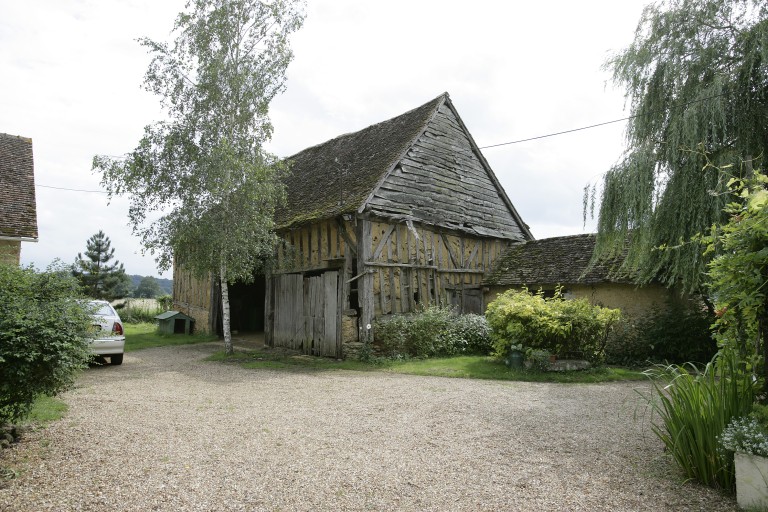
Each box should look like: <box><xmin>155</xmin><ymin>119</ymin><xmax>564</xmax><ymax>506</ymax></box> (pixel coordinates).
<box><xmin>644</xmin><ymin>350</ymin><xmax>755</xmax><ymax>492</ymax></box>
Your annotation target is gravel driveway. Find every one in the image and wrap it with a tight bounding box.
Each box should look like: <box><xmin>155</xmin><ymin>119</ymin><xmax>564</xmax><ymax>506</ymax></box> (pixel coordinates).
<box><xmin>0</xmin><ymin>342</ymin><xmax>737</xmax><ymax>511</ymax></box>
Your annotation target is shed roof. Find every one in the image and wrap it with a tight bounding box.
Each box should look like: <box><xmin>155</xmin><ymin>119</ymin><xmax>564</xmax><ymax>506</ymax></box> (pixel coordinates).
<box><xmin>276</xmin><ymin>93</ymin><xmax>531</xmax><ymax>240</ymax></box>
<box><xmin>0</xmin><ymin>133</ymin><xmax>38</xmax><ymax>240</ymax></box>
<box><xmin>155</xmin><ymin>310</ymin><xmax>193</xmax><ymax>321</ymax></box>
<box><xmin>483</xmin><ymin>233</ymin><xmax>631</xmax><ymax>287</ymax></box>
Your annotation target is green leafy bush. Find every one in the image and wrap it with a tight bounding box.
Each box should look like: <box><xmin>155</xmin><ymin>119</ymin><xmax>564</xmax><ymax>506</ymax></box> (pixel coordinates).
<box><xmin>485</xmin><ymin>288</ymin><xmax>620</xmax><ymax>364</ymax></box>
<box><xmin>452</xmin><ymin>314</ymin><xmax>493</xmax><ymax>355</ymax></box>
<box><xmin>157</xmin><ymin>294</ymin><xmax>173</xmax><ymax>311</ymax></box>
<box><xmin>373</xmin><ymin>306</ymin><xmax>492</xmax><ymax>359</ymax></box>
<box><xmin>644</xmin><ymin>350</ymin><xmax>755</xmax><ymax>492</ymax></box>
<box><xmin>0</xmin><ymin>264</ymin><xmax>92</xmax><ymax>425</ymax></box>
<box><xmin>605</xmin><ymin>299</ymin><xmax>716</xmax><ymax>367</ymax></box>
<box><xmin>604</xmin><ymin>318</ymin><xmax>652</xmax><ymax>367</ymax></box>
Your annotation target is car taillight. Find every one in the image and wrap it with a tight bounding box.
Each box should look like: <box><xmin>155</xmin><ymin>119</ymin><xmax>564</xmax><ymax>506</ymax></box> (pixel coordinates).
<box><xmin>112</xmin><ymin>322</ymin><xmax>123</xmax><ymax>336</ymax></box>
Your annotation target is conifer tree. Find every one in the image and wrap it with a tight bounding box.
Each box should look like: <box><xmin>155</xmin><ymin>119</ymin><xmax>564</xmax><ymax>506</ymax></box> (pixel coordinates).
<box><xmin>73</xmin><ymin>230</ymin><xmax>129</xmax><ymax>300</ymax></box>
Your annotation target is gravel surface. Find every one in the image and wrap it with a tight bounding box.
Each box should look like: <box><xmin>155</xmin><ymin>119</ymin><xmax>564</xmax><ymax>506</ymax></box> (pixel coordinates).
<box><xmin>0</xmin><ymin>342</ymin><xmax>737</xmax><ymax>511</ymax></box>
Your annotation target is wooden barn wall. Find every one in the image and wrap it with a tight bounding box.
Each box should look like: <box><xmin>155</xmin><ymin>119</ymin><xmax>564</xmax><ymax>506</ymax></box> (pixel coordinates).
<box><xmin>273</xmin><ymin>217</ymin><xmax>510</xmax><ymax>314</ymax></box>
<box><xmin>172</xmin><ymin>263</ymin><xmax>213</xmax><ymax>333</ymax></box>
<box><xmin>366</xmin><ymin>103</ymin><xmax>527</xmax><ymax>241</ymax></box>
<box><xmin>365</xmin><ymin>219</ymin><xmax>509</xmax><ymax>316</ymax></box>
<box><xmin>274</xmin><ymin>218</ymin><xmax>354</xmax><ymax>274</ymax></box>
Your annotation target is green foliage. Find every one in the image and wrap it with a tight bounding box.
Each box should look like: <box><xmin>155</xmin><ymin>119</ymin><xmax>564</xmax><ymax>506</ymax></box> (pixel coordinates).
<box><xmin>605</xmin><ymin>299</ymin><xmax>717</xmax><ymax>366</ymax></box>
<box><xmin>133</xmin><ymin>276</ymin><xmax>163</xmax><ymax>298</ymax></box>
<box><xmin>157</xmin><ymin>294</ymin><xmax>173</xmax><ymax>311</ymax></box>
<box><xmin>93</xmin><ymin>0</ymin><xmax>305</xmax><ymax>354</ymax></box>
<box><xmin>525</xmin><ymin>348</ymin><xmax>553</xmax><ymax>372</ymax></box>
<box><xmin>451</xmin><ymin>314</ymin><xmax>494</xmax><ymax>355</ymax></box>
<box><xmin>592</xmin><ymin>0</ymin><xmax>768</xmax><ymax>293</ymax></box>
<box><xmin>706</xmin><ymin>170</ymin><xmax>768</xmax><ymax>388</ymax></box>
<box><xmin>604</xmin><ymin>318</ymin><xmax>653</xmax><ymax>367</ymax></box>
<box><xmin>0</xmin><ymin>264</ymin><xmax>92</xmax><ymax>425</ymax></box>
<box><xmin>485</xmin><ymin>288</ymin><xmax>621</xmax><ymax>364</ymax></box>
<box><xmin>72</xmin><ymin>230</ymin><xmax>130</xmax><ymax>300</ymax></box>
<box><xmin>373</xmin><ymin>306</ymin><xmax>492</xmax><ymax>359</ymax></box>
<box><xmin>644</xmin><ymin>351</ymin><xmax>756</xmax><ymax>492</ymax></box>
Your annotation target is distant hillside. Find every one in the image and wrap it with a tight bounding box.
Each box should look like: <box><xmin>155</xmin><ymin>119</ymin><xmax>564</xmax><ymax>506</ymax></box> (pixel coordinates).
<box><xmin>128</xmin><ymin>274</ymin><xmax>173</xmax><ymax>296</ymax></box>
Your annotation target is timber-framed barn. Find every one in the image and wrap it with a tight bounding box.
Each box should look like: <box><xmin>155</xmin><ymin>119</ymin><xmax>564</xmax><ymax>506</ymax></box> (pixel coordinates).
<box><xmin>173</xmin><ymin>92</ymin><xmax>533</xmax><ymax>357</ymax></box>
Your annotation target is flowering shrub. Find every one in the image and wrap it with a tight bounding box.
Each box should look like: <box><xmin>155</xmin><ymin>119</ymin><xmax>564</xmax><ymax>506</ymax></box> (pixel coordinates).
<box><xmin>720</xmin><ymin>416</ymin><xmax>768</xmax><ymax>457</ymax></box>
<box><xmin>373</xmin><ymin>305</ymin><xmax>492</xmax><ymax>359</ymax></box>
<box><xmin>485</xmin><ymin>288</ymin><xmax>620</xmax><ymax>363</ymax></box>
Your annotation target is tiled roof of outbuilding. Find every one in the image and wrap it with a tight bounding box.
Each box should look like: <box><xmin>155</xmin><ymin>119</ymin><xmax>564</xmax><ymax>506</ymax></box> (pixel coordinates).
<box><xmin>483</xmin><ymin>233</ymin><xmax>630</xmax><ymax>286</ymax></box>
<box><xmin>0</xmin><ymin>133</ymin><xmax>38</xmax><ymax>240</ymax></box>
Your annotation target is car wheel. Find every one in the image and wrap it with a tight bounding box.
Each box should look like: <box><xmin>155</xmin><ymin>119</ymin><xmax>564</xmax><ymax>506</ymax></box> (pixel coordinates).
<box><xmin>111</xmin><ymin>354</ymin><xmax>124</xmax><ymax>365</ymax></box>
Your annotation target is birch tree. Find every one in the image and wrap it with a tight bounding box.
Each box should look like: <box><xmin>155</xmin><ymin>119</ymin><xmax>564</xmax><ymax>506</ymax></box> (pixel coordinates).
<box><xmin>590</xmin><ymin>0</ymin><xmax>768</xmax><ymax>293</ymax></box>
<box><xmin>94</xmin><ymin>0</ymin><xmax>305</xmax><ymax>354</ymax></box>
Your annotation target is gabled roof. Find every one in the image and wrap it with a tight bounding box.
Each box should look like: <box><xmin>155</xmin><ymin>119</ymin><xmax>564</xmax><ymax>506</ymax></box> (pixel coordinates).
<box><xmin>0</xmin><ymin>133</ymin><xmax>38</xmax><ymax>241</ymax></box>
<box><xmin>483</xmin><ymin>233</ymin><xmax>631</xmax><ymax>287</ymax></box>
<box><xmin>277</xmin><ymin>93</ymin><xmax>532</xmax><ymax>241</ymax></box>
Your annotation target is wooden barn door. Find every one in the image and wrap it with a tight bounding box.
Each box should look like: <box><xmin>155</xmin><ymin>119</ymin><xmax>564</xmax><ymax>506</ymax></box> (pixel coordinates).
<box><xmin>304</xmin><ymin>271</ymin><xmax>339</xmax><ymax>357</ymax></box>
<box><xmin>273</xmin><ymin>274</ymin><xmax>304</xmax><ymax>350</ymax></box>
<box><xmin>271</xmin><ymin>271</ymin><xmax>339</xmax><ymax>357</ymax></box>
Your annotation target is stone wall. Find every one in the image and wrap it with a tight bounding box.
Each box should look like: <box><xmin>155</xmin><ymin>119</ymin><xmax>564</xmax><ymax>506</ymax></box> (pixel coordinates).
<box><xmin>485</xmin><ymin>282</ymin><xmax>673</xmax><ymax>320</ymax></box>
<box><xmin>0</xmin><ymin>240</ymin><xmax>20</xmax><ymax>265</ymax></box>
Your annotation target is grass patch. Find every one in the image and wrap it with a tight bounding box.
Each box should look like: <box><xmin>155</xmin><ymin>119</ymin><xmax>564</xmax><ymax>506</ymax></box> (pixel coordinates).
<box><xmin>206</xmin><ymin>349</ymin><xmax>645</xmax><ymax>383</ymax></box>
<box><xmin>24</xmin><ymin>395</ymin><xmax>68</xmax><ymax>425</ymax></box>
<box><xmin>124</xmin><ymin>322</ymin><xmax>218</xmax><ymax>351</ymax></box>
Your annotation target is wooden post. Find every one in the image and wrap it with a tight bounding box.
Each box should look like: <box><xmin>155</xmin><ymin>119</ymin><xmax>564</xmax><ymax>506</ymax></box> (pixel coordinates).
<box><xmin>357</xmin><ymin>218</ymin><xmax>374</xmax><ymax>345</ymax></box>
<box><xmin>264</xmin><ymin>273</ymin><xmax>273</xmax><ymax>347</ymax></box>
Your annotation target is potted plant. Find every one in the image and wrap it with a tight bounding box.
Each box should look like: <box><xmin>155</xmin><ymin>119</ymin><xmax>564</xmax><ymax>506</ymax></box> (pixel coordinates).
<box><xmin>720</xmin><ymin>414</ymin><xmax>768</xmax><ymax>509</ymax></box>
<box><xmin>505</xmin><ymin>343</ymin><xmax>524</xmax><ymax>370</ymax></box>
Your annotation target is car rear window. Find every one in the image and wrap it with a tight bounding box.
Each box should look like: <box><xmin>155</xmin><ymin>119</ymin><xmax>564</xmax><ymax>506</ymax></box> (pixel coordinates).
<box><xmin>93</xmin><ymin>303</ymin><xmax>114</xmax><ymax>316</ymax></box>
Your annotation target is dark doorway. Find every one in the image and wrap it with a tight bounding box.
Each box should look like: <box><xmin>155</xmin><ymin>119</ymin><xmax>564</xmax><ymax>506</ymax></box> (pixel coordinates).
<box><xmin>220</xmin><ymin>274</ymin><xmax>266</xmax><ymax>335</ymax></box>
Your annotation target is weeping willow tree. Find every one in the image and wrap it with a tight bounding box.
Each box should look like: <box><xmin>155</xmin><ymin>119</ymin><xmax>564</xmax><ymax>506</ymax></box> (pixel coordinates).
<box><xmin>592</xmin><ymin>0</ymin><xmax>768</xmax><ymax>293</ymax></box>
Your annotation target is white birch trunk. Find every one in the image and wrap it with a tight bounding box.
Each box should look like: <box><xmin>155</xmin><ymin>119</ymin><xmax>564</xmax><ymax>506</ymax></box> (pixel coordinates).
<box><xmin>220</xmin><ymin>266</ymin><xmax>233</xmax><ymax>355</ymax></box>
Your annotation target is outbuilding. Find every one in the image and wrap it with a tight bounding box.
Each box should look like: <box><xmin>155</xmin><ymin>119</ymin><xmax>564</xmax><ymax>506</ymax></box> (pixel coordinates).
<box><xmin>155</xmin><ymin>310</ymin><xmax>195</xmax><ymax>335</ymax></box>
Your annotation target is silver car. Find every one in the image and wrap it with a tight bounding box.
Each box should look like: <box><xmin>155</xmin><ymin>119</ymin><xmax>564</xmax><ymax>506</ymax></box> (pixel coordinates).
<box><xmin>88</xmin><ymin>300</ymin><xmax>126</xmax><ymax>365</ymax></box>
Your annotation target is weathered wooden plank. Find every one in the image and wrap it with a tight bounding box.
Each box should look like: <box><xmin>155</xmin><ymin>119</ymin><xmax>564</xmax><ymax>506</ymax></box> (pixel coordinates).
<box><xmin>439</xmin><ymin>233</ymin><xmax>460</xmax><ymax>269</ymax></box>
<box><xmin>323</xmin><ymin>271</ymin><xmax>338</xmax><ymax>357</ymax></box>
<box><xmin>372</xmin><ymin>224</ymin><xmax>396</xmax><ymax>260</ymax></box>
<box><xmin>378</xmin><ymin>269</ymin><xmax>385</xmax><ymax>314</ymax></box>
<box><xmin>365</xmin><ymin>261</ymin><xmax>438</xmax><ymax>269</ymax></box>
<box><xmin>370</xmin><ymin>188</ymin><xmax>513</xmax><ymax>223</ymax></box>
<box><xmin>357</xmin><ymin>219</ymin><xmax>374</xmax><ymax>344</ymax></box>
<box><xmin>336</xmin><ymin>217</ymin><xmax>357</xmax><ymax>256</ymax></box>
<box><xmin>396</xmin><ymin>224</ymin><xmax>407</xmax><ymax>313</ymax></box>
<box><xmin>387</xmin><ymin>236</ymin><xmax>396</xmax><ymax>313</ymax></box>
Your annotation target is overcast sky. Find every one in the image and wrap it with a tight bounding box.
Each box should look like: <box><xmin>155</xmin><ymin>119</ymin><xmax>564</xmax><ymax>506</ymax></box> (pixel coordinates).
<box><xmin>1</xmin><ymin>0</ymin><xmax>649</xmax><ymax>278</ymax></box>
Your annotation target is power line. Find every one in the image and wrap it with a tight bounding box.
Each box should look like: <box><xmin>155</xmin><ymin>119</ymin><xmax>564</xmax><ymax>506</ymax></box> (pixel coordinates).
<box><xmin>478</xmin><ymin>117</ymin><xmax>627</xmax><ymax>149</ymax></box>
<box><xmin>477</xmin><ymin>91</ymin><xmax>728</xmax><ymax>150</ymax></box>
<box><xmin>35</xmin><ymin>92</ymin><xmax>730</xmax><ymax>192</ymax></box>
<box><xmin>37</xmin><ymin>184</ymin><xmax>107</xmax><ymax>194</ymax></box>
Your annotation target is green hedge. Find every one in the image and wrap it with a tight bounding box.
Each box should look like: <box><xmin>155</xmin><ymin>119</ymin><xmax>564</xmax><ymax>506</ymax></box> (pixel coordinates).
<box><xmin>373</xmin><ymin>305</ymin><xmax>492</xmax><ymax>359</ymax></box>
<box><xmin>0</xmin><ymin>264</ymin><xmax>92</xmax><ymax>425</ymax></box>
